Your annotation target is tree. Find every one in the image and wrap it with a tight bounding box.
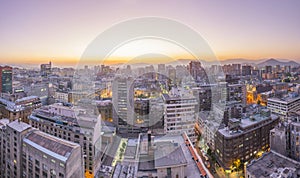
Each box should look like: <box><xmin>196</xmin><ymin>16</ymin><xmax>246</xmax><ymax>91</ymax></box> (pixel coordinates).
<box><xmin>207</xmin><ymin>148</ymin><xmax>212</xmax><ymax>156</ymax></box>
<box><xmin>257</xmin><ymin>100</ymin><xmax>261</xmax><ymax>105</ymax></box>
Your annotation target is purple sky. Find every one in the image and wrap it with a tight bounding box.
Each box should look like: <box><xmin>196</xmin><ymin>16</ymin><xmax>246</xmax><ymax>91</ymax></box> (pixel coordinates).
<box><xmin>0</xmin><ymin>0</ymin><xmax>300</xmax><ymax>65</ymax></box>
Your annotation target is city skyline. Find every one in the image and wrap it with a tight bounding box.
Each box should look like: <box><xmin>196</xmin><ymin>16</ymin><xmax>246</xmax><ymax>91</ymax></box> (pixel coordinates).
<box><xmin>1</xmin><ymin>0</ymin><xmax>300</xmax><ymax>66</ymax></box>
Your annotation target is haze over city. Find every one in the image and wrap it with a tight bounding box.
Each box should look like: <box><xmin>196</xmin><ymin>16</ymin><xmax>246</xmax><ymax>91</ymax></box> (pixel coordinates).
<box><xmin>1</xmin><ymin>0</ymin><xmax>300</xmax><ymax>67</ymax></box>
<box><xmin>1</xmin><ymin>1</ymin><xmax>300</xmax><ymax>178</ymax></box>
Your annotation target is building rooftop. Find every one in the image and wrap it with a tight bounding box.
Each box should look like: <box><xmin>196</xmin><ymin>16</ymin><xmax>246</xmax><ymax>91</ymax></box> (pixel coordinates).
<box><xmin>29</xmin><ymin>103</ymin><xmax>99</xmax><ymax>131</ymax></box>
<box><xmin>24</xmin><ymin>130</ymin><xmax>80</xmax><ymax>162</ymax></box>
<box><xmin>7</xmin><ymin>120</ymin><xmax>31</xmax><ymax>132</ymax></box>
<box><xmin>154</xmin><ymin>144</ymin><xmax>187</xmax><ymax>168</ymax></box>
<box><xmin>0</xmin><ymin>95</ymin><xmax>40</xmax><ymax>112</ymax></box>
<box><xmin>218</xmin><ymin>112</ymin><xmax>278</xmax><ymax>137</ymax></box>
<box><xmin>0</xmin><ymin>119</ymin><xmax>9</xmax><ymax>127</ymax></box>
<box><xmin>268</xmin><ymin>93</ymin><xmax>300</xmax><ymax>104</ymax></box>
<box><xmin>247</xmin><ymin>151</ymin><xmax>300</xmax><ymax>178</ymax></box>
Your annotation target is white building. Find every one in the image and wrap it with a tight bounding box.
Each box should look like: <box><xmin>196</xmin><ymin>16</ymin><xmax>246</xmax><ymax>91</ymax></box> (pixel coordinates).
<box><xmin>267</xmin><ymin>95</ymin><xmax>300</xmax><ymax>119</ymax></box>
<box><xmin>162</xmin><ymin>89</ymin><xmax>197</xmax><ymax>143</ymax></box>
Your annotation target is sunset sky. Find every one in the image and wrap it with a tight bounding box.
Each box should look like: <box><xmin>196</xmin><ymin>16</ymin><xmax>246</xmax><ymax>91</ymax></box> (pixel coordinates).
<box><xmin>0</xmin><ymin>0</ymin><xmax>300</xmax><ymax>66</ymax></box>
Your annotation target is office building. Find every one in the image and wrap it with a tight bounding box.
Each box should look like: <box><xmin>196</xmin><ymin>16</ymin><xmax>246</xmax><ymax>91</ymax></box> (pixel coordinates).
<box><xmin>188</xmin><ymin>61</ymin><xmax>207</xmax><ymax>82</ymax></box>
<box><xmin>270</xmin><ymin>115</ymin><xmax>300</xmax><ymax>162</ymax></box>
<box><xmin>41</xmin><ymin>62</ymin><xmax>52</xmax><ymax>77</ymax></box>
<box><xmin>0</xmin><ymin>119</ymin><xmax>84</xmax><ymax>178</ymax></box>
<box><xmin>0</xmin><ymin>95</ymin><xmax>42</xmax><ymax>123</ymax></box>
<box><xmin>162</xmin><ymin>88</ymin><xmax>197</xmax><ymax>143</ymax></box>
<box><xmin>267</xmin><ymin>94</ymin><xmax>300</xmax><ymax>119</ymax></box>
<box><xmin>215</xmin><ymin>108</ymin><xmax>279</xmax><ymax>170</ymax></box>
<box><xmin>0</xmin><ymin>66</ymin><xmax>13</xmax><ymax>94</ymax></box>
<box><xmin>23</xmin><ymin>130</ymin><xmax>83</xmax><ymax>178</ymax></box>
<box><xmin>112</xmin><ymin>76</ymin><xmax>138</xmax><ymax>135</ymax></box>
<box><xmin>28</xmin><ymin>103</ymin><xmax>101</xmax><ymax>177</ymax></box>
<box><xmin>242</xmin><ymin>65</ymin><xmax>252</xmax><ymax>76</ymax></box>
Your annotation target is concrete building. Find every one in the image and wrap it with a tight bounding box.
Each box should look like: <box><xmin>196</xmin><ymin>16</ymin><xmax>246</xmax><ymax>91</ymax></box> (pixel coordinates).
<box><xmin>192</xmin><ymin>85</ymin><xmax>213</xmax><ymax>112</ymax></box>
<box><xmin>188</xmin><ymin>61</ymin><xmax>207</xmax><ymax>82</ymax></box>
<box><xmin>197</xmin><ymin>111</ymin><xmax>220</xmax><ymax>151</ymax></box>
<box><xmin>215</xmin><ymin>108</ymin><xmax>279</xmax><ymax>170</ymax></box>
<box><xmin>267</xmin><ymin>94</ymin><xmax>300</xmax><ymax>119</ymax></box>
<box><xmin>54</xmin><ymin>90</ymin><xmax>69</xmax><ymax>103</ymax></box>
<box><xmin>22</xmin><ymin>130</ymin><xmax>84</xmax><ymax>178</ymax></box>
<box><xmin>162</xmin><ymin>89</ymin><xmax>197</xmax><ymax>143</ymax></box>
<box><xmin>270</xmin><ymin>124</ymin><xmax>287</xmax><ymax>157</ymax></box>
<box><xmin>242</xmin><ymin>65</ymin><xmax>252</xmax><ymax>76</ymax></box>
<box><xmin>136</xmin><ymin>132</ymin><xmax>209</xmax><ymax>178</ymax></box>
<box><xmin>40</xmin><ymin>61</ymin><xmax>52</xmax><ymax>77</ymax></box>
<box><xmin>270</xmin><ymin>115</ymin><xmax>300</xmax><ymax>162</ymax></box>
<box><xmin>0</xmin><ymin>95</ymin><xmax>42</xmax><ymax>123</ymax></box>
<box><xmin>0</xmin><ymin>119</ymin><xmax>84</xmax><ymax>178</ymax></box>
<box><xmin>289</xmin><ymin>119</ymin><xmax>300</xmax><ymax>161</ymax></box>
<box><xmin>96</xmin><ymin>100</ymin><xmax>113</xmax><ymax>122</ymax></box>
<box><xmin>246</xmin><ymin>151</ymin><xmax>300</xmax><ymax>178</ymax></box>
<box><xmin>28</xmin><ymin>103</ymin><xmax>101</xmax><ymax>177</ymax></box>
<box><xmin>112</xmin><ymin>76</ymin><xmax>138</xmax><ymax>135</ymax></box>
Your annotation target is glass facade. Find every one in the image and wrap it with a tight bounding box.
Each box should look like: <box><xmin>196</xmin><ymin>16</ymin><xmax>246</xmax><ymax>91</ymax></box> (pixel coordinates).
<box><xmin>1</xmin><ymin>69</ymin><xmax>12</xmax><ymax>93</ymax></box>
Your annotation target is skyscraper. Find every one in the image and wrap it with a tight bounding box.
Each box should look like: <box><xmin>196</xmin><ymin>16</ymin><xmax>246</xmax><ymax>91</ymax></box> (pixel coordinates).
<box><xmin>112</xmin><ymin>76</ymin><xmax>137</xmax><ymax>135</ymax></box>
<box><xmin>40</xmin><ymin>61</ymin><xmax>52</xmax><ymax>77</ymax></box>
<box><xmin>0</xmin><ymin>66</ymin><xmax>13</xmax><ymax>94</ymax></box>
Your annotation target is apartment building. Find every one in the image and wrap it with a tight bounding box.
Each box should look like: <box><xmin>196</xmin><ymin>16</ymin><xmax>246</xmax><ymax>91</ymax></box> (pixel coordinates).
<box><xmin>28</xmin><ymin>103</ymin><xmax>101</xmax><ymax>177</ymax></box>
<box><xmin>215</xmin><ymin>109</ymin><xmax>279</xmax><ymax>170</ymax></box>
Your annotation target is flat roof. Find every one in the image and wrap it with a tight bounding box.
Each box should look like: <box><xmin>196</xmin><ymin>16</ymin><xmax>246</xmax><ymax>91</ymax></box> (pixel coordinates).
<box><xmin>218</xmin><ymin>114</ymin><xmax>278</xmax><ymax>137</ymax></box>
<box><xmin>7</xmin><ymin>120</ymin><xmax>31</xmax><ymax>132</ymax></box>
<box><xmin>24</xmin><ymin>131</ymin><xmax>79</xmax><ymax>162</ymax></box>
<box><xmin>247</xmin><ymin>151</ymin><xmax>300</xmax><ymax>177</ymax></box>
<box><xmin>268</xmin><ymin>95</ymin><xmax>300</xmax><ymax>104</ymax></box>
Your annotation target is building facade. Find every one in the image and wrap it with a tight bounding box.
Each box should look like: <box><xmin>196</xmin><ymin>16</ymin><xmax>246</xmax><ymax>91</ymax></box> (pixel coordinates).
<box><xmin>162</xmin><ymin>91</ymin><xmax>197</xmax><ymax>143</ymax></box>
<box><xmin>0</xmin><ymin>95</ymin><xmax>42</xmax><ymax>123</ymax></box>
<box><xmin>215</xmin><ymin>109</ymin><xmax>279</xmax><ymax>170</ymax></box>
<box><xmin>0</xmin><ymin>119</ymin><xmax>84</xmax><ymax>178</ymax></box>
<box><xmin>28</xmin><ymin>103</ymin><xmax>101</xmax><ymax>177</ymax></box>
<box><xmin>0</xmin><ymin>66</ymin><xmax>13</xmax><ymax>94</ymax></box>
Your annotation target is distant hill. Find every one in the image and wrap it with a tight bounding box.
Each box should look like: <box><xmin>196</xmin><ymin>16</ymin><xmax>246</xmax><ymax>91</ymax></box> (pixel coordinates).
<box><xmin>257</xmin><ymin>58</ymin><xmax>299</xmax><ymax>68</ymax></box>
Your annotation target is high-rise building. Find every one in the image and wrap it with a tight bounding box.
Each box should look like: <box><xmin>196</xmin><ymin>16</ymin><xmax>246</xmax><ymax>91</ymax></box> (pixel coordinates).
<box><xmin>157</xmin><ymin>64</ymin><xmax>166</xmax><ymax>74</ymax></box>
<box><xmin>0</xmin><ymin>95</ymin><xmax>42</xmax><ymax>123</ymax></box>
<box><xmin>162</xmin><ymin>88</ymin><xmax>197</xmax><ymax>143</ymax></box>
<box><xmin>40</xmin><ymin>61</ymin><xmax>52</xmax><ymax>77</ymax></box>
<box><xmin>267</xmin><ymin>94</ymin><xmax>300</xmax><ymax>119</ymax></box>
<box><xmin>28</xmin><ymin>103</ymin><xmax>101</xmax><ymax>177</ymax></box>
<box><xmin>242</xmin><ymin>65</ymin><xmax>252</xmax><ymax>76</ymax></box>
<box><xmin>0</xmin><ymin>66</ymin><xmax>13</xmax><ymax>94</ymax></box>
<box><xmin>188</xmin><ymin>61</ymin><xmax>206</xmax><ymax>82</ymax></box>
<box><xmin>22</xmin><ymin>130</ymin><xmax>84</xmax><ymax>178</ymax></box>
<box><xmin>270</xmin><ymin>115</ymin><xmax>300</xmax><ymax>162</ymax></box>
<box><xmin>112</xmin><ymin>76</ymin><xmax>138</xmax><ymax>135</ymax></box>
<box><xmin>265</xmin><ymin>65</ymin><xmax>272</xmax><ymax>74</ymax></box>
<box><xmin>0</xmin><ymin>119</ymin><xmax>84</xmax><ymax>178</ymax></box>
<box><xmin>214</xmin><ymin>109</ymin><xmax>279</xmax><ymax>170</ymax></box>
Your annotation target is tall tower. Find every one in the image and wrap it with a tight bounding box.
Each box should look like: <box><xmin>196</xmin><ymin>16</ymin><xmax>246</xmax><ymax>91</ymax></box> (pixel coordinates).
<box><xmin>112</xmin><ymin>76</ymin><xmax>135</xmax><ymax>135</ymax></box>
<box><xmin>0</xmin><ymin>66</ymin><xmax>13</xmax><ymax>94</ymax></box>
